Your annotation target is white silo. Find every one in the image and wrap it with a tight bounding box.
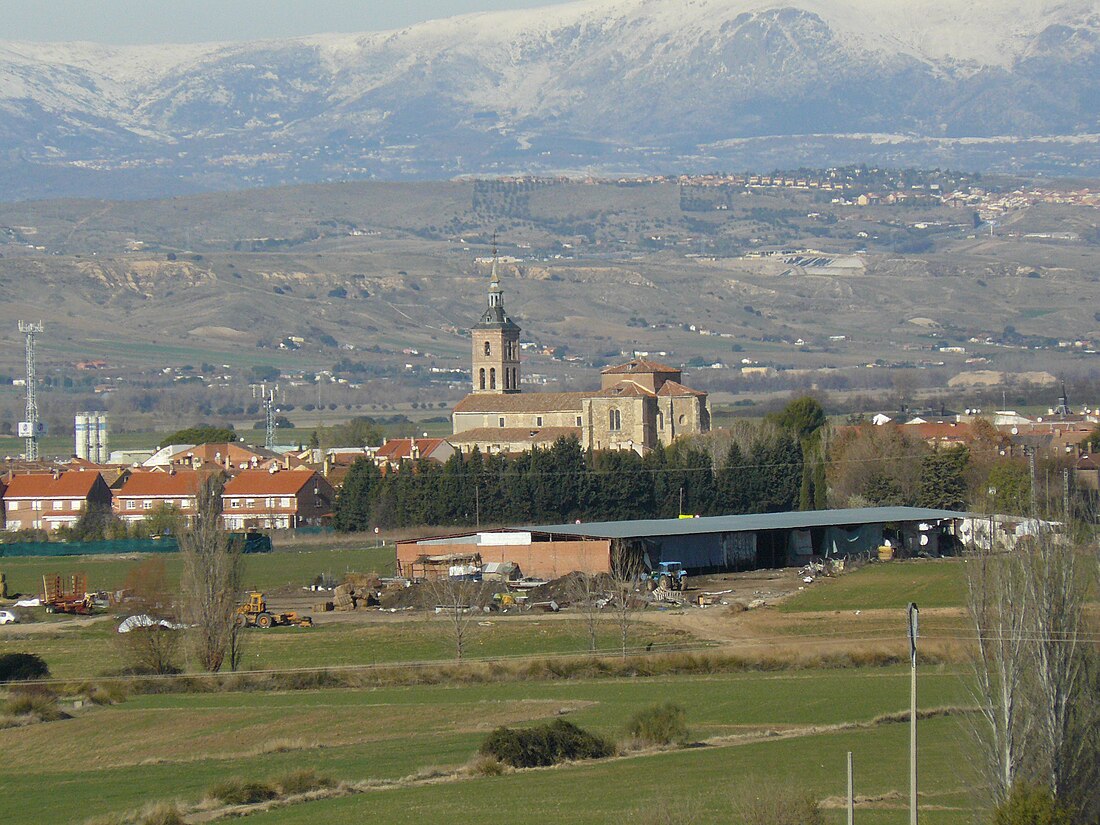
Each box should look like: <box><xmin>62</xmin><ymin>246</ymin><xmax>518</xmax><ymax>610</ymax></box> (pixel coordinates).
<box><xmin>94</xmin><ymin>412</ymin><xmax>109</xmax><ymax>464</ymax></box>
<box><xmin>74</xmin><ymin>413</ymin><xmax>90</xmax><ymax>460</ymax></box>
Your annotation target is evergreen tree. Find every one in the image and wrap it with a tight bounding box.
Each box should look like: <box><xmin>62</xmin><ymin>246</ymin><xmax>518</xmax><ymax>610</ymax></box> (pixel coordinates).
<box><xmin>918</xmin><ymin>446</ymin><xmax>970</xmax><ymax>510</ymax></box>
<box><xmin>333</xmin><ymin>458</ymin><xmax>380</xmax><ymax>532</ymax></box>
<box><xmin>715</xmin><ymin>442</ymin><xmax>750</xmax><ymax>514</ymax></box>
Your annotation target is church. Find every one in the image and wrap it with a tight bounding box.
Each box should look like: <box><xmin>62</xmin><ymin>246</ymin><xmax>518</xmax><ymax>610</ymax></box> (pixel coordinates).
<box><xmin>451</xmin><ymin>258</ymin><xmax>710</xmax><ymax>455</ymax></box>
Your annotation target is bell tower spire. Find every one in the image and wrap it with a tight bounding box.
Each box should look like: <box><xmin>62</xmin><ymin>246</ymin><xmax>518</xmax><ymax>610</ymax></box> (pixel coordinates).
<box><xmin>471</xmin><ymin>238</ymin><xmax>521</xmax><ymax>394</ymax></box>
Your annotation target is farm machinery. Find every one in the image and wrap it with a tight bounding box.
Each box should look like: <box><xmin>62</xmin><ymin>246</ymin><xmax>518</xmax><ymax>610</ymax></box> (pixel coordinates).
<box><xmin>235</xmin><ymin>591</ymin><xmax>312</xmax><ymax>629</ymax></box>
<box><xmin>648</xmin><ymin>561</ymin><xmax>687</xmax><ymax>591</ymax></box>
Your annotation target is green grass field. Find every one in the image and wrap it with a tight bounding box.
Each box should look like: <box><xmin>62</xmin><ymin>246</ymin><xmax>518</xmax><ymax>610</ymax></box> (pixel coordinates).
<box><xmin>1</xmin><ymin>617</ymin><xmax>695</xmax><ymax>681</ymax></box>
<box><xmin>0</xmin><ymin>667</ymin><xmax>977</xmax><ymax>825</ymax></box>
<box><xmin>780</xmin><ymin>560</ymin><xmax>967</xmax><ymax>613</ymax></box>
<box><xmin>0</xmin><ymin>545</ymin><xmax>395</xmax><ymax>597</ymax></box>
<box><xmin>0</xmin><ymin>559</ymin><xmax>1009</xmax><ymax>825</ymax></box>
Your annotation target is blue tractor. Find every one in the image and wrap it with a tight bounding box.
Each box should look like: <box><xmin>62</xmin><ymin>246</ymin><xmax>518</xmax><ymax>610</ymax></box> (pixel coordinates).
<box><xmin>650</xmin><ymin>561</ymin><xmax>687</xmax><ymax>591</ymax></box>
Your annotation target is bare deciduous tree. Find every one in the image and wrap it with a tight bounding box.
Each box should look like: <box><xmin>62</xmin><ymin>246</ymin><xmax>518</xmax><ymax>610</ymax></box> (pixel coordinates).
<box><xmin>117</xmin><ymin>557</ymin><xmax>182</xmax><ymax>674</ymax></box>
<box><xmin>965</xmin><ymin>524</ymin><xmax>1099</xmax><ymax>820</ymax></box>
<box><xmin>566</xmin><ymin>572</ymin><xmax>608</xmax><ymax>653</ymax></box>
<box><xmin>180</xmin><ymin>476</ymin><xmax>243</xmax><ymax>673</ymax></box>
<box><xmin>609</xmin><ymin>540</ymin><xmax>645</xmax><ymax>658</ymax></box>
<box><xmin>965</xmin><ymin>541</ymin><xmax>1030</xmax><ymax>802</ymax></box>
<box><xmin>1022</xmin><ymin>531</ymin><xmax>1088</xmax><ymax>802</ymax></box>
<box><xmin>425</xmin><ymin>574</ymin><xmax>482</xmax><ymax>661</ymax></box>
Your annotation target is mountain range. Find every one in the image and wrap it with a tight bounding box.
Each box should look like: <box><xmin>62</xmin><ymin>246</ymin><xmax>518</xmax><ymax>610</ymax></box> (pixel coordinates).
<box><xmin>2</xmin><ymin>0</ymin><xmax>1100</xmax><ymax>199</ymax></box>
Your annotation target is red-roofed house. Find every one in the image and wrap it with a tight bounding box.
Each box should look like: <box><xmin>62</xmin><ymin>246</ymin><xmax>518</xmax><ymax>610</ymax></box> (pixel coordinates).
<box><xmin>373</xmin><ymin>437</ymin><xmax>455</xmax><ymax>469</ymax></box>
<box><xmin>220</xmin><ymin>469</ymin><xmax>335</xmax><ymax>530</ymax></box>
<box><xmin>3</xmin><ymin>471</ymin><xmax>112</xmax><ymax>532</ymax></box>
<box><xmin>113</xmin><ymin>469</ymin><xmax>212</xmax><ymax>524</ymax></box>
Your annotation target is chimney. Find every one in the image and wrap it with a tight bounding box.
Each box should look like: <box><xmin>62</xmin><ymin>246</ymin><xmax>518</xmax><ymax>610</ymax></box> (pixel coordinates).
<box><xmin>225</xmin><ymin>452</ymin><xmax>231</xmax><ymax>471</ymax></box>
<box><xmin>52</xmin><ymin>468</ymin><xmax>60</xmax><ymax>480</ymax></box>
<box><xmin>323</xmin><ymin>455</ymin><xmax>331</xmax><ymax>477</ymax></box>
<box><xmin>284</xmin><ymin>454</ymin><xmax>290</xmax><ymax>470</ymax></box>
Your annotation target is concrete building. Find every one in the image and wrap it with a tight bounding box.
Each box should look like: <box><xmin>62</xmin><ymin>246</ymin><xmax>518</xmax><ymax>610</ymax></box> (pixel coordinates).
<box><xmin>396</xmin><ymin>506</ymin><xmax>965</xmax><ymax>580</ymax></box>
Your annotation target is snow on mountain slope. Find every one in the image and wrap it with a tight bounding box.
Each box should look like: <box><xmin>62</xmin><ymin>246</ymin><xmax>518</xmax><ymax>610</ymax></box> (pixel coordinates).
<box><xmin>0</xmin><ymin>0</ymin><xmax>1098</xmax><ymax>196</ymax></box>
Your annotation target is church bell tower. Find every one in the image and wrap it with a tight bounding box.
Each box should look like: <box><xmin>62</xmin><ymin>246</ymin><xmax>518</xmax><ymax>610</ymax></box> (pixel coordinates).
<box><xmin>471</xmin><ymin>246</ymin><xmax>521</xmax><ymax>394</ymax></box>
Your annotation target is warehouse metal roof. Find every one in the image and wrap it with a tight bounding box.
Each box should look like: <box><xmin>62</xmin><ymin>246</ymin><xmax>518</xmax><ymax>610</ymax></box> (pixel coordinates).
<box><xmin>525</xmin><ymin>506</ymin><xmax>967</xmax><ymax>540</ymax></box>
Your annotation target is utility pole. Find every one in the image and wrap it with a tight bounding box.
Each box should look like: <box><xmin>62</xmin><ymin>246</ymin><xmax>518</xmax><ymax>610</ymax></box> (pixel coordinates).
<box><xmin>18</xmin><ymin>321</ymin><xmax>44</xmax><ymax>461</ymax></box>
<box><xmin>1062</xmin><ymin>468</ymin><xmax>1071</xmax><ymax>526</ymax></box>
<box><xmin>847</xmin><ymin>751</ymin><xmax>855</xmax><ymax>825</ymax></box>
<box><xmin>908</xmin><ymin>602</ymin><xmax>920</xmax><ymax>825</ymax></box>
<box><xmin>1027</xmin><ymin>447</ymin><xmax>1038</xmax><ymax>514</ymax></box>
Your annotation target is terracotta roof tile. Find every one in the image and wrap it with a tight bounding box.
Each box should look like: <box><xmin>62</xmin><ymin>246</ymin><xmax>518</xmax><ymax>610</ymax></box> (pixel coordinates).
<box><xmin>116</xmin><ymin>469</ymin><xmax>208</xmax><ymax>497</ymax></box>
<box><xmin>453</xmin><ymin>392</ymin><xmax>593</xmax><ymax>413</ymax></box>
<box><xmin>450</xmin><ymin>426</ymin><xmax>581</xmax><ymax>445</ymax></box>
<box><xmin>222</xmin><ymin>469</ymin><xmax>321</xmax><ymax>496</ymax></box>
<box><xmin>3</xmin><ymin>471</ymin><xmax>103</xmax><ymax>499</ymax></box>
<box><xmin>375</xmin><ymin>438</ymin><xmax>450</xmax><ymax>462</ymax></box>
<box><xmin>601</xmin><ymin>358</ymin><xmax>679</xmax><ymax>375</ymax></box>
<box><xmin>656</xmin><ymin>380</ymin><xmax>707</xmax><ymax>398</ymax></box>
<box><xmin>598</xmin><ymin>380</ymin><xmax>656</xmax><ymax>398</ymax></box>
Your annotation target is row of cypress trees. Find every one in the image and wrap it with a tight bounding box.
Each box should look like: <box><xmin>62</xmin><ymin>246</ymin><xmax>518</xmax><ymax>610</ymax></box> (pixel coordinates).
<box><xmin>333</xmin><ymin>430</ymin><xmax>807</xmax><ymax>532</ymax></box>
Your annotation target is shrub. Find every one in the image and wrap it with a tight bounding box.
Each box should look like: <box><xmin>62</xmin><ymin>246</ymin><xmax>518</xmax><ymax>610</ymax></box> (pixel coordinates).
<box><xmin>138</xmin><ymin>802</ymin><xmax>185</xmax><ymax>825</ymax></box>
<box><xmin>207</xmin><ymin>777</ymin><xmax>278</xmax><ymax>805</ymax></box>
<box><xmin>626</xmin><ymin>702</ymin><xmax>689</xmax><ymax>747</ymax></box>
<box><xmin>993</xmin><ymin>783</ymin><xmax>1073</xmax><ymax>825</ymax></box>
<box><xmin>4</xmin><ymin>686</ymin><xmax>66</xmax><ymax>721</ymax></box>
<box><xmin>0</xmin><ymin>652</ymin><xmax>50</xmax><ymax>682</ymax></box>
<box><xmin>479</xmin><ymin>719</ymin><xmax>614</xmax><ymax>768</ymax></box>
<box><xmin>467</xmin><ymin>755</ymin><xmax>508</xmax><ymax>776</ymax></box>
<box><xmin>275</xmin><ymin>769</ymin><xmax>334</xmax><ymax>796</ymax></box>
<box><xmin>736</xmin><ymin>788</ymin><xmax>823</xmax><ymax>825</ymax></box>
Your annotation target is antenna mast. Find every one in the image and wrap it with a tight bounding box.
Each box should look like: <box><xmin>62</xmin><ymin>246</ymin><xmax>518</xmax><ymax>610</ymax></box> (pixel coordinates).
<box><xmin>18</xmin><ymin>321</ymin><xmax>45</xmax><ymax>461</ymax></box>
<box><xmin>263</xmin><ymin>383</ymin><xmax>277</xmax><ymax>451</ymax></box>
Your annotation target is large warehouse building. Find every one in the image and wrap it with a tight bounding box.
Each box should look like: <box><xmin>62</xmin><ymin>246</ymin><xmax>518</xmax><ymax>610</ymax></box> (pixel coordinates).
<box><xmin>395</xmin><ymin>506</ymin><xmax>966</xmax><ymax>580</ymax></box>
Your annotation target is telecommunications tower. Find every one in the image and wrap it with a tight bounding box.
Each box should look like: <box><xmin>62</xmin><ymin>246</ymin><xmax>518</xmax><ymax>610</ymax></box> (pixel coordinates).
<box><xmin>17</xmin><ymin>321</ymin><xmax>46</xmax><ymax>461</ymax></box>
<box><xmin>251</xmin><ymin>383</ymin><xmax>278</xmax><ymax>451</ymax></box>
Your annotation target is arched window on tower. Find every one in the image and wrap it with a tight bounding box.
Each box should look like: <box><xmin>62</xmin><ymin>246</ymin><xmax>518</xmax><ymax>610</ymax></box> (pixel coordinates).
<box><xmin>479</xmin><ymin>368</ymin><xmax>486</xmax><ymax>391</ymax></box>
<box><xmin>484</xmin><ymin>341</ymin><xmax>491</xmax><ymax>356</ymax></box>
<box><xmin>490</xmin><ymin>368</ymin><xmax>496</xmax><ymax>390</ymax></box>
<box><xmin>609</xmin><ymin>409</ymin><xmax>621</xmax><ymax>431</ymax></box>
<box><xmin>503</xmin><ymin>369</ymin><xmax>510</xmax><ymax>390</ymax></box>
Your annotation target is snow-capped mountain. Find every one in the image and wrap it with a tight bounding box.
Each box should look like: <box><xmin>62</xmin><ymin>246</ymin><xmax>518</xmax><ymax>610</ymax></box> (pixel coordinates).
<box><xmin>2</xmin><ymin>0</ymin><xmax>1099</xmax><ymax>198</ymax></box>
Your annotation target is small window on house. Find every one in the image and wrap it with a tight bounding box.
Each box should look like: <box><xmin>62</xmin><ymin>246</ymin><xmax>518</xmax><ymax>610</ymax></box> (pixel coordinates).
<box><xmin>53</xmin><ymin>500</ymin><xmax>64</xmax><ymax>510</ymax></box>
<box><xmin>71</xmin><ymin>500</ymin><xmax>82</xmax><ymax>510</ymax></box>
<box><xmin>657</xmin><ymin>410</ymin><xmax>664</xmax><ymax>430</ymax></box>
<box><xmin>246</xmin><ymin>498</ymin><xmax>255</xmax><ymax>508</ymax></box>
<box><xmin>609</xmin><ymin>409</ymin><xmax>621</xmax><ymax>431</ymax></box>
<box><xmin>127</xmin><ymin>500</ymin><xmax>137</xmax><ymax>510</ymax></box>
<box><xmin>181</xmin><ymin>499</ymin><xmax>192</xmax><ymax>508</ymax></box>
<box><xmin>7</xmin><ymin>501</ymin><xmax>16</xmax><ymax>511</ymax></box>
<box><xmin>32</xmin><ymin>500</ymin><xmax>42</xmax><ymax>511</ymax></box>
<box><xmin>281</xmin><ymin>497</ymin><xmax>293</xmax><ymax>507</ymax></box>
<box><xmin>499</xmin><ymin>417</ymin><xmax>505</xmax><ymax>428</ymax></box>
<box><xmin>143</xmin><ymin>500</ymin><xmax>153</xmax><ymax>510</ymax></box>
<box><xmin>536</xmin><ymin>416</ymin><xmax>543</xmax><ymax>427</ymax></box>
<box><xmin>230</xmin><ymin>499</ymin><xmax>241</xmax><ymax>509</ymax></box>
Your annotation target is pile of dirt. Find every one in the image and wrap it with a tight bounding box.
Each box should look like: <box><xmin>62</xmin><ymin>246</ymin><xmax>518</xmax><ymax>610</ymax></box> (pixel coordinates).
<box><xmin>525</xmin><ymin>572</ymin><xmax>615</xmax><ymax>605</ymax></box>
<box><xmin>378</xmin><ymin>580</ymin><xmax>502</xmax><ymax>610</ymax></box>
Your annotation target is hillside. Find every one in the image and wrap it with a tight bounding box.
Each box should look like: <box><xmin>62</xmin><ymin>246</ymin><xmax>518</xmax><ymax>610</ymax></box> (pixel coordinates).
<box><xmin>1</xmin><ymin>178</ymin><xmax>1097</xmax><ymax>420</ymax></box>
<box><xmin>2</xmin><ymin>0</ymin><xmax>1100</xmax><ymax>198</ymax></box>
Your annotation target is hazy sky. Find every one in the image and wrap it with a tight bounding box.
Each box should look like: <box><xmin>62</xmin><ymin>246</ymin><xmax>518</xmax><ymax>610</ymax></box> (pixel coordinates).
<box><xmin>0</xmin><ymin>0</ymin><xmax>565</xmax><ymax>45</ymax></box>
